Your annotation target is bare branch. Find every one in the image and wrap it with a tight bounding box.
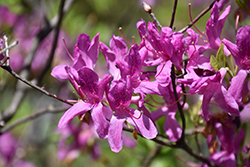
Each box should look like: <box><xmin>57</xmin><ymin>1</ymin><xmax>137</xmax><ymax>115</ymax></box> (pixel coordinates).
<box><xmin>179</xmin><ymin>0</ymin><xmax>217</xmax><ymax>33</ymax></box>
<box><xmin>0</xmin><ymin>40</ymin><xmax>18</xmax><ymax>55</ymax></box>
<box><xmin>37</xmin><ymin>0</ymin><xmax>66</xmax><ymax>83</ymax></box>
<box><xmin>169</xmin><ymin>0</ymin><xmax>178</xmax><ymax>29</ymax></box>
<box><xmin>142</xmin><ymin>2</ymin><xmax>162</xmax><ymax>29</ymax></box>
<box><xmin>0</xmin><ymin>106</ymin><xmax>68</xmax><ymax>134</ymax></box>
<box><xmin>0</xmin><ymin>0</ymin><xmax>74</xmax><ymax>125</ymax></box>
<box><xmin>1</xmin><ymin>66</ymin><xmax>73</xmax><ymax>106</ymax></box>
<box><xmin>143</xmin><ymin>145</ymin><xmax>162</xmax><ymax>167</ymax></box>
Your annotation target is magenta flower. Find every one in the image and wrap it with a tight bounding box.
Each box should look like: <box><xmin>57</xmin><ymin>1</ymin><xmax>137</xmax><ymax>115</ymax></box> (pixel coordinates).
<box><xmin>99</xmin><ymin>35</ymin><xmax>131</xmax><ymax>80</ymax></box>
<box><xmin>57</xmin><ymin>120</ymin><xmax>101</xmax><ymax>163</ymax></box>
<box><xmin>57</xmin><ymin>117</ymin><xmax>137</xmax><ymax>162</ymax></box>
<box><xmin>206</xmin><ymin>2</ymin><xmax>231</xmax><ymax>52</ymax></box>
<box><xmin>0</xmin><ymin>6</ymin><xmax>17</xmax><ymax>27</ymax></box>
<box><xmin>0</xmin><ymin>132</ymin><xmax>36</xmax><ymax>167</ymax></box>
<box><xmin>179</xmin><ymin>68</ymin><xmax>239</xmax><ymax>121</ymax></box>
<box><xmin>52</xmin><ymin>33</ymin><xmax>113</xmax><ymax>139</ymax></box>
<box><xmin>222</xmin><ymin>26</ymin><xmax>250</xmax><ymax>71</ymax></box>
<box><xmin>107</xmin><ymin>76</ymin><xmax>157</xmax><ymax>152</ymax></box>
<box><xmin>209</xmin><ymin>123</ymin><xmax>245</xmax><ymax>167</ymax></box>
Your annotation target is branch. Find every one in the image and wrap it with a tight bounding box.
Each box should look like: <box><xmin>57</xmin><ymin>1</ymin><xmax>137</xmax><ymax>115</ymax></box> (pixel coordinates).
<box><xmin>178</xmin><ymin>0</ymin><xmax>218</xmax><ymax>33</ymax></box>
<box><xmin>169</xmin><ymin>0</ymin><xmax>178</xmax><ymax>29</ymax></box>
<box><xmin>37</xmin><ymin>0</ymin><xmax>66</xmax><ymax>83</ymax></box>
<box><xmin>123</xmin><ymin>127</ymin><xmax>175</xmax><ymax>147</ymax></box>
<box><xmin>170</xmin><ymin>65</ymin><xmax>186</xmax><ymax>143</ymax></box>
<box><xmin>123</xmin><ymin>126</ymin><xmax>216</xmax><ymax>166</ymax></box>
<box><xmin>0</xmin><ymin>0</ymin><xmax>74</xmax><ymax>124</ymax></box>
<box><xmin>142</xmin><ymin>2</ymin><xmax>162</xmax><ymax>29</ymax></box>
<box><xmin>143</xmin><ymin>145</ymin><xmax>162</xmax><ymax>167</ymax></box>
<box><xmin>1</xmin><ymin>66</ymin><xmax>73</xmax><ymax>106</ymax></box>
<box><xmin>0</xmin><ymin>106</ymin><xmax>68</xmax><ymax>134</ymax></box>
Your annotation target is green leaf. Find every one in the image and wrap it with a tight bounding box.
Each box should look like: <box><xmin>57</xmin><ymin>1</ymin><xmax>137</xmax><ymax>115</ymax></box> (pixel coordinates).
<box><xmin>216</xmin><ymin>43</ymin><xmax>226</xmax><ymax>69</ymax></box>
<box><xmin>210</xmin><ymin>55</ymin><xmax>219</xmax><ymax>71</ymax></box>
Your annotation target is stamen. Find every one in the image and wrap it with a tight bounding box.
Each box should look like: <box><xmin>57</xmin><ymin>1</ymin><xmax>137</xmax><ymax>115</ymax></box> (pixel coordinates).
<box><xmin>181</xmin><ymin>80</ymin><xmax>211</xmax><ymax>95</ymax></box>
<box><xmin>146</xmin><ymin>95</ymin><xmax>165</xmax><ymax>105</ymax></box>
<box><xmin>145</xmin><ymin>96</ymin><xmax>182</xmax><ymax>108</ymax></box>
<box><xmin>62</xmin><ymin>37</ymin><xmax>74</xmax><ymax>60</ymax></box>
<box><xmin>119</xmin><ymin>27</ymin><xmax>133</xmax><ymax>46</ymax></box>
<box><xmin>148</xmin><ymin>62</ymin><xmax>166</xmax><ymax>81</ymax></box>
<box><xmin>131</xmin><ymin>36</ymin><xmax>135</xmax><ymax>45</ymax></box>
<box><xmin>142</xmin><ymin>36</ymin><xmax>170</xmax><ymax>59</ymax></box>
<box><xmin>87</xmin><ymin>96</ymin><xmax>99</xmax><ymax>104</ymax></box>
<box><xmin>189</xmin><ymin>43</ymin><xmax>197</xmax><ymax>60</ymax></box>
<box><xmin>188</xmin><ymin>3</ymin><xmax>207</xmax><ymax>40</ymax></box>
<box><xmin>78</xmin><ymin>86</ymin><xmax>87</xmax><ymax>100</ymax></box>
<box><xmin>121</xmin><ymin>105</ymin><xmax>142</xmax><ymax>119</ymax></box>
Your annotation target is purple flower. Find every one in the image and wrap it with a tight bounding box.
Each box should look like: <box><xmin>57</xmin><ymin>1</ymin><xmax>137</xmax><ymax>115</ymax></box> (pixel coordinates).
<box><xmin>209</xmin><ymin>123</ymin><xmax>245</xmax><ymax>167</ymax></box>
<box><xmin>52</xmin><ymin>33</ymin><xmax>113</xmax><ymax>139</ymax></box>
<box><xmin>206</xmin><ymin>2</ymin><xmax>231</xmax><ymax>52</ymax></box>
<box><xmin>57</xmin><ymin>120</ymin><xmax>101</xmax><ymax>163</ymax></box>
<box><xmin>0</xmin><ymin>6</ymin><xmax>17</xmax><ymax>27</ymax></box>
<box><xmin>0</xmin><ymin>132</ymin><xmax>36</xmax><ymax>167</ymax></box>
<box><xmin>179</xmin><ymin>68</ymin><xmax>239</xmax><ymax>121</ymax></box>
<box><xmin>107</xmin><ymin>76</ymin><xmax>157</xmax><ymax>152</ymax></box>
<box><xmin>222</xmin><ymin>26</ymin><xmax>250</xmax><ymax>71</ymax></box>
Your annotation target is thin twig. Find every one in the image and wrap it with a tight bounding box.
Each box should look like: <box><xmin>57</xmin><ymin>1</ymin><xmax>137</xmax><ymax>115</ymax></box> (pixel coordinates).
<box><xmin>0</xmin><ymin>106</ymin><xmax>68</xmax><ymax>134</ymax></box>
<box><xmin>0</xmin><ymin>0</ymin><xmax>74</xmax><ymax>124</ymax></box>
<box><xmin>123</xmin><ymin>126</ymin><xmax>215</xmax><ymax>166</ymax></box>
<box><xmin>179</xmin><ymin>0</ymin><xmax>218</xmax><ymax>33</ymax></box>
<box><xmin>171</xmin><ymin>65</ymin><xmax>186</xmax><ymax>143</ymax></box>
<box><xmin>143</xmin><ymin>145</ymin><xmax>162</xmax><ymax>167</ymax></box>
<box><xmin>169</xmin><ymin>0</ymin><xmax>178</xmax><ymax>29</ymax></box>
<box><xmin>0</xmin><ymin>40</ymin><xmax>18</xmax><ymax>55</ymax></box>
<box><xmin>123</xmin><ymin>127</ymin><xmax>175</xmax><ymax>147</ymax></box>
<box><xmin>1</xmin><ymin>66</ymin><xmax>73</xmax><ymax>106</ymax></box>
<box><xmin>37</xmin><ymin>0</ymin><xmax>66</xmax><ymax>83</ymax></box>
<box><xmin>142</xmin><ymin>2</ymin><xmax>162</xmax><ymax>28</ymax></box>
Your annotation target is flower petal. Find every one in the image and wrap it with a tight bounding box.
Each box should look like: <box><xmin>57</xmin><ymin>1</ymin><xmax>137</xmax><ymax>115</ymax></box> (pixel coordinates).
<box><xmin>126</xmin><ymin>109</ymin><xmax>157</xmax><ymax>139</ymax></box>
<box><xmin>164</xmin><ymin>111</ymin><xmax>182</xmax><ymax>142</ymax></box>
<box><xmin>108</xmin><ymin>115</ymin><xmax>125</xmax><ymax>153</ymax></box>
<box><xmin>58</xmin><ymin>102</ymin><xmax>92</xmax><ymax>129</ymax></box>
<box><xmin>92</xmin><ymin>103</ymin><xmax>110</xmax><ymax>139</ymax></box>
<box><xmin>87</xmin><ymin>33</ymin><xmax>99</xmax><ymax>68</ymax></box>
<box><xmin>214</xmin><ymin>86</ymin><xmax>239</xmax><ymax>116</ymax></box>
<box><xmin>51</xmin><ymin>65</ymin><xmax>69</xmax><ymax>79</ymax></box>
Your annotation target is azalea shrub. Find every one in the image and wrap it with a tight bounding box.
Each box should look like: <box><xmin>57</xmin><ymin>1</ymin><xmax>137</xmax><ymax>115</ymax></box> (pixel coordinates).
<box><xmin>0</xmin><ymin>0</ymin><xmax>250</xmax><ymax>167</ymax></box>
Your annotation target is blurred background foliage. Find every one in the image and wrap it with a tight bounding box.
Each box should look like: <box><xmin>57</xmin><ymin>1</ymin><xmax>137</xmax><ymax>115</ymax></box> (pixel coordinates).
<box><xmin>0</xmin><ymin>0</ymin><xmax>248</xmax><ymax>167</ymax></box>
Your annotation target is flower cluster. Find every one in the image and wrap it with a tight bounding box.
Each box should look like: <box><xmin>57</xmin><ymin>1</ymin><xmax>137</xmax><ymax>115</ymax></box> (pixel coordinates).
<box><xmin>0</xmin><ymin>132</ymin><xmax>36</xmax><ymax>167</ymax></box>
<box><xmin>51</xmin><ymin>2</ymin><xmax>250</xmax><ymax>166</ymax></box>
<box><xmin>0</xmin><ymin>6</ymin><xmax>70</xmax><ymax>74</ymax></box>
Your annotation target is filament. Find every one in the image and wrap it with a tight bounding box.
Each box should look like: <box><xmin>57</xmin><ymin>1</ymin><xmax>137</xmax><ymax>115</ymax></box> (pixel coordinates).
<box><xmin>188</xmin><ymin>3</ymin><xmax>207</xmax><ymax>40</ymax></box>
<box><xmin>121</xmin><ymin>105</ymin><xmax>142</xmax><ymax>119</ymax></box>
<box><xmin>119</xmin><ymin>27</ymin><xmax>133</xmax><ymax>46</ymax></box>
<box><xmin>181</xmin><ymin>80</ymin><xmax>211</xmax><ymax>95</ymax></box>
<box><xmin>145</xmin><ymin>96</ymin><xmax>182</xmax><ymax>108</ymax></box>
<box><xmin>62</xmin><ymin>37</ymin><xmax>74</xmax><ymax>61</ymax></box>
